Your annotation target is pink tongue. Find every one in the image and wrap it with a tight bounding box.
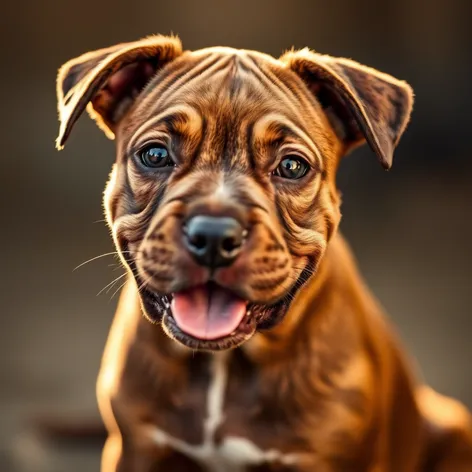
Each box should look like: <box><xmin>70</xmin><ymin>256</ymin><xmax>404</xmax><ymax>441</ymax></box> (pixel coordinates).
<box><xmin>171</xmin><ymin>285</ymin><xmax>247</xmax><ymax>340</ymax></box>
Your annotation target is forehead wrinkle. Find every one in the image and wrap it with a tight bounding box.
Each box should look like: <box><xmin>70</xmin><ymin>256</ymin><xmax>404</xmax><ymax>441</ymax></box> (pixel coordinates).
<box><xmin>127</xmin><ymin>105</ymin><xmax>201</xmax><ymax>151</ymax></box>
<box><xmin>244</xmin><ymin>54</ymin><xmax>328</xmax><ymax>140</ymax></box>
<box><xmin>136</xmin><ymin>52</ymin><xmax>198</xmax><ymax>103</ymax></box>
<box><xmin>138</xmin><ymin>53</ymin><xmax>223</xmax><ymax>116</ymax></box>
<box><xmin>253</xmin><ymin>114</ymin><xmax>323</xmax><ymax>167</ymax></box>
<box><xmin>214</xmin><ymin>57</ymin><xmax>250</xmax><ymax>101</ymax></box>
<box><xmin>206</xmin><ymin>102</ymin><xmax>260</xmax><ymax>172</ymax></box>
<box><xmin>242</xmin><ymin>54</ymin><xmax>308</xmax><ymax>123</ymax></box>
<box><xmin>159</xmin><ymin>52</ymin><xmax>282</xmax><ymax>120</ymax></box>
<box><xmin>157</xmin><ymin>55</ymin><xmax>237</xmax><ymax>111</ymax></box>
<box><xmin>187</xmin><ymin>62</ymin><xmax>259</xmax><ymax>114</ymax></box>
<box><xmin>193</xmin><ymin>114</ymin><xmax>230</xmax><ymax>170</ymax></box>
<box><xmin>191</xmin><ymin>46</ymin><xmax>287</xmax><ymax>76</ymax></box>
<box><xmin>271</xmin><ymin>64</ymin><xmax>324</xmax><ymax>122</ymax></box>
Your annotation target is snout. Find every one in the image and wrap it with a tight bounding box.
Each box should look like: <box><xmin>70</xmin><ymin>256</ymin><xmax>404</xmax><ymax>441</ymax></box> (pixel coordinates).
<box><xmin>132</xmin><ymin>191</ymin><xmax>297</xmax><ymax>350</ymax></box>
<box><xmin>182</xmin><ymin>215</ymin><xmax>247</xmax><ymax>270</ymax></box>
<box><xmin>135</xmin><ymin>200</ymin><xmax>293</xmax><ymax>303</ymax></box>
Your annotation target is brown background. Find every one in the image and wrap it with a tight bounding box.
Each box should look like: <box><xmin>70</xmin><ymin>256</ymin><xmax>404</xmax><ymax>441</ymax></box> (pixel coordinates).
<box><xmin>0</xmin><ymin>0</ymin><xmax>471</xmax><ymax>470</ymax></box>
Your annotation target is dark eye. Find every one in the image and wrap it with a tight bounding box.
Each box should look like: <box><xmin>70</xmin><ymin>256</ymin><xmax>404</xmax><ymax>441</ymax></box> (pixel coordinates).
<box><xmin>273</xmin><ymin>156</ymin><xmax>310</xmax><ymax>180</ymax></box>
<box><xmin>138</xmin><ymin>145</ymin><xmax>173</xmax><ymax>168</ymax></box>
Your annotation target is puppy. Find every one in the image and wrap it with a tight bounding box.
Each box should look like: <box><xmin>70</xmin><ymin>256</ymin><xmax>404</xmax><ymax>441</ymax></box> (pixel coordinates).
<box><xmin>56</xmin><ymin>35</ymin><xmax>472</xmax><ymax>471</ymax></box>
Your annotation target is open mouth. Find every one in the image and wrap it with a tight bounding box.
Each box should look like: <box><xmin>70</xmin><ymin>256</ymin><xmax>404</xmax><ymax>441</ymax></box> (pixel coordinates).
<box><xmin>171</xmin><ymin>282</ymin><xmax>250</xmax><ymax>340</ymax></box>
<box><xmin>135</xmin><ymin>259</ymin><xmax>314</xmax><ymax>351</ymax></box>
<box><xmin>156</xmin><ymin>282</ymin><xmax>259</xmax><ymax>350</ymax></box>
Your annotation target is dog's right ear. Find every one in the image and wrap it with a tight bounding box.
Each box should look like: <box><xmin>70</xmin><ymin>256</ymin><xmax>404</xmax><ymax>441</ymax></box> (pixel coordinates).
<box><xmin>56</xmin><ymin>35</ymin><xmax>182</xmax><ymax>149</ymax></box>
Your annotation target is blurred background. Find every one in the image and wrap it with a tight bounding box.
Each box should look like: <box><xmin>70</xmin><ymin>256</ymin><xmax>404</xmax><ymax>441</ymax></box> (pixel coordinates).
<box><xmin>0</xmin><ymin>0</ymin><xmax>471</xmax><ymax>470</ymax></box>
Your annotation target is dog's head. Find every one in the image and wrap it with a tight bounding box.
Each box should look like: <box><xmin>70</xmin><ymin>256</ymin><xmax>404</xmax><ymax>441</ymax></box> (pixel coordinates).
<box><xmin>56</xmin><ymin>35</ymin><xmax>413</xmax><ymax>351</ymax></box>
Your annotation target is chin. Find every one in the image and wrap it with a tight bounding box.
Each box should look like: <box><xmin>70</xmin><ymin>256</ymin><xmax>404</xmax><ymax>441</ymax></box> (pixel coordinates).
<box><xmin>138</xmin><ymin>280</ymin><xmax>291</xmax><ymax>351</ymax></box>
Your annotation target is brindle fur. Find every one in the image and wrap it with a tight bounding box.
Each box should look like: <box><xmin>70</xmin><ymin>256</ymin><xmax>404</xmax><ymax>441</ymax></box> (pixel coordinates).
<box><xmin>56</xmin><ymin>35</ymin><xmax>472</xmax><ymax>471</ymax></box>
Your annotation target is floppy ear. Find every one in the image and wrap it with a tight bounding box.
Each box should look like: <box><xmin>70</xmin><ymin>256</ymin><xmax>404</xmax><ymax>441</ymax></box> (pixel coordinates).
<box><xmin>280</xmin><ymin>48</ymin><xmax>414</xmax><ymax>169</ymax></box>
<box><xmin>56</xmin><ymin>35</ymin><xmax>182</xmax><ymax>149</ymax></box>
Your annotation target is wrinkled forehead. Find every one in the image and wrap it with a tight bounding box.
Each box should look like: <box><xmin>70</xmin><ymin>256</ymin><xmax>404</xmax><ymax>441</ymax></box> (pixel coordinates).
<box><xmin>148</xmin><ymin>47</ymin><xmax>306</xmax><ymax>115</ymax></box>
<box><xmin>122</xmin><ymin>47</ymin><xmax>330</xmax><ymax>152</ymax></box>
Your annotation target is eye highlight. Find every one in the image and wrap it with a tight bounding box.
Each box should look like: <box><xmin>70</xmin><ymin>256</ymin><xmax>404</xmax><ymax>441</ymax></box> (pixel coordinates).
<box><xmin>138</xmin><ymin>144</ymin><xmax>174</xmax><ymax>169</ymax></box>
<box><xmin>273</xmin><ymin>155</ymin><xmax>310</xmax><ymax>180</ymax></box>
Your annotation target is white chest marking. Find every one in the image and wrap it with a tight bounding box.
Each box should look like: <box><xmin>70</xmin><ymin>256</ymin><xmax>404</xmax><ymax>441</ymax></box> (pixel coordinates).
<box><xmin>146</xmin><ymin>352</ymin><xmax>305</xmax><ymax>471</ymax></box>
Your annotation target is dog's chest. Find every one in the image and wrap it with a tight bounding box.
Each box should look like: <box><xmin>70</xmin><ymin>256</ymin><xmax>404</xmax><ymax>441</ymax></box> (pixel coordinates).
<box><xmin>145</xmin><ymin>350</ymin><xmax>312</xmax><ymax>471</ymax></box>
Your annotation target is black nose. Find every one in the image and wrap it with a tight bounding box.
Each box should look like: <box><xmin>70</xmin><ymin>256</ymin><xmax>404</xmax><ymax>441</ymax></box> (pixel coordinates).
<box><xmin>183</xmin><ymin>216</ymin><xmax>246</xmax><ymax>269</ymax></box>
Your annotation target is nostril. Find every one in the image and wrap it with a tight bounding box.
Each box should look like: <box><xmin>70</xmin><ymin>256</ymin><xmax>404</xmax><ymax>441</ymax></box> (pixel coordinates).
<box><xmin>221</xmin><ymin>236</ymin><xmax>241</xmax><ymax>254</ymax></box>
<box><xmin>188</xmin><ymin>233</ymin><xmax>207</xmax><ymax>251</ymax></box>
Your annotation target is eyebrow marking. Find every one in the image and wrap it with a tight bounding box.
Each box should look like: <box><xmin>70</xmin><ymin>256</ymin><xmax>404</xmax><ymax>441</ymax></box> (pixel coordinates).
<box><xmin>252</xmin><ymin>114</ymin><xmax>323</xmax><ymax>169</ymax></box>
<box><xmin>127</xmin><ymin>105</ymin><xmax>202</xmax><ymax>152</ymax></box>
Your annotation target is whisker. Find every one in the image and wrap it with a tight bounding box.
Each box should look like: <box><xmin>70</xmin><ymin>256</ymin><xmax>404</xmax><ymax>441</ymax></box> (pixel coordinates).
<box><xmin>73</xmin><ymin>250</ymin><xmax>142</xmax><ymax>271</ymax></box>
<box><xmin>106</xmin><ymin>274</ymin><xmax>128</xmax><ymax>295</ymax></box>
<box><xmin>96</xmin><ymin>272</ymin><xmax>127</xmax><ymax>296</ymax></box>
<box><xmin>109</xmin><ymin>280</ymin><xmax>129</xmax><ymax>301</ymax></box>
<box><xmin>73</xmin><ymin>252</ymin><xmax>123</xmax><ymax>271</ymax></box>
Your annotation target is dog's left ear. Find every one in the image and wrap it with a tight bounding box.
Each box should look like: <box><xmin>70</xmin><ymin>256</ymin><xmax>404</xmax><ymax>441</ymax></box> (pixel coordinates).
<box><xmin>280</xmin><ymin>49</ymin><xmax>414</xmax><ymax>169</ymax></box>
<box><xmin>56</xmin><ymin>35</ymin><xmax>182</xmax><ymax>149</ymax></box>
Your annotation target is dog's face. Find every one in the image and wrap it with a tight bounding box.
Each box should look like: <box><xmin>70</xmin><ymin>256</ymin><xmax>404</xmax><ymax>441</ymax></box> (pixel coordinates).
<box><xmin>57</xmin><ymin>36</ymin><xmax>413</xmax><ymax>350</ymax></box>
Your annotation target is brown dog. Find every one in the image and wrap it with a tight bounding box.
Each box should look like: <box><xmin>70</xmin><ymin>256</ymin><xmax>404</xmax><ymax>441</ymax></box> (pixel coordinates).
<box><xmin>56</xmin><ymin>35</ymin><xmax>472</xmax><ymax>471</ymax></box>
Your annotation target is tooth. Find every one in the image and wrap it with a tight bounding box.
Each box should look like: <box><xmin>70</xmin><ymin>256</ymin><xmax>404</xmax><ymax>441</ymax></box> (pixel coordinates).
<box><xmin>161</xmin><ymin>295</ymin><xmax>170</xmax><ymax>308</ymax></box>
